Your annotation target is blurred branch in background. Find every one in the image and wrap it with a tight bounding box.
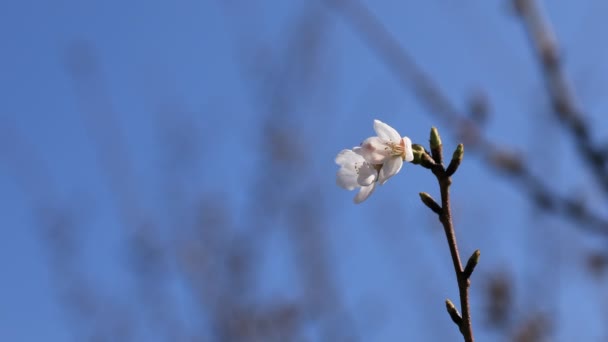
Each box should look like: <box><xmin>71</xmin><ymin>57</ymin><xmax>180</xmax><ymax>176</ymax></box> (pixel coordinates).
<box><xmin>229</xmin><ymin>4</ymin><xmax>360</xmax><ymax>339</ymax></box>
<box><xmin>326</xmin><ymin>0</ymin><xmax>608</xmax><ymax>236</ymax></box>
<box><xmin>0</xmin><ymin>117</ymin><xmax>136</xmax><ymax>340</ymax></box>
<box><xmin>512</xmin><ymin>0</ymin><xmax>608</xmax><ymax>194</ymax></box>
<box><xmin>65</xmin><ymin>41</ymin><xmax>144</xmax><ymax>228</ymax></box>
<box><xmin>40</xmin><ymin>3</ymin><xmax>360</xmax><ymax>341</ymax></box>
<box><xmin>3</xmin><ymin>1</ymin><xmax>608</xmax><ymax>341</ymax></box>
<box><xmin>66</xmin><ymin>41</ymin><xmax>188</xmax><ymax>341</ymax></box>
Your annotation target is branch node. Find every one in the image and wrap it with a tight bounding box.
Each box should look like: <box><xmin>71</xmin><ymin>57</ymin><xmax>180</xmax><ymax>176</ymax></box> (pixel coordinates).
<box><xmin>411</xmin><ymin>144</ymin><xmax>436</xmax><ymax>169</ymax></box>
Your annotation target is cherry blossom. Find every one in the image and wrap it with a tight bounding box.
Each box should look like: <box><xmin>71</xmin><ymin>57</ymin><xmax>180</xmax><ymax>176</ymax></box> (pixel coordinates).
<box><xmin>335</xmin><ymin>148</ymin><xmax>378</xmax><ymax>203</ymax></box>
<box><xmin>356</xmin><ymin>120</ymin><xmax>413</xmax><ymax>184</ymax></box>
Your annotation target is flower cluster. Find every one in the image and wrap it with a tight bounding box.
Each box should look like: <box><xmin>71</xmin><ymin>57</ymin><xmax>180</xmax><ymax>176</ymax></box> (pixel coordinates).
<box><xmin>335</xmin><ymin>120</ymin><xmax>414</xmax><ymax>203</ymax></box>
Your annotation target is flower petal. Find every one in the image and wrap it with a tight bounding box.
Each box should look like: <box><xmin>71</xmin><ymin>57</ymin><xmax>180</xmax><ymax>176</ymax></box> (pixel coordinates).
<box><xmin>336</xmin><ymin>149</ymin><xmax>363</xmax><ymax>190</ymax></box>
<box><xmin>378</xmin><ymin>157</ymin><xmax>403</xmax><ymax>184</ymax></box>
<box><xmin>373</xmin><ymin>119</ymin><xmax>401</xmax><ymax>142</ymax></box>
<box><xmin>336</xmin><ymin>167</ymin><xmax>359</xmax><ymax>190</ymax></box>
<box><xmin>354</xmin><ymin>182</ymin><xmax>376</xmax><ymax>204</ymax></box>
<box><xmin>357</xmin><ymin>162</ymin><xmax>377</xmax><ymax>186</ymax></box>
<box><xmin>335</xmin><ymin>149</ymin><xmax>363</xmax><ymax>167</ymax></box>
<box><xmin>357</xmin><ymin>137</ymin><xmax>390</xmax><ymax>163</ymax></box>
<box><xmin>401</xmin><ymin>136</ymin><xmax>414</xmax><ymax>162</ymax></box>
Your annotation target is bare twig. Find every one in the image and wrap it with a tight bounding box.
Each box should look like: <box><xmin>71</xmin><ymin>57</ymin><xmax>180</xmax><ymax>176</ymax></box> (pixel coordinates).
<box><xmin>513</xmin><ymin>0</ymin><xmax>608</xmax><ymax>194</ymax></box>
<box><xmin>65</xmin><ymin>41</ymin><xmax>142</xmax><ymax>227</ymax></box>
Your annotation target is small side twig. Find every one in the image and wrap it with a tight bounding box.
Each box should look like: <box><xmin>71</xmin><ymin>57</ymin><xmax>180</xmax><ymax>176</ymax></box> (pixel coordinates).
<box><xmin>446</xmin><ymin>299</ymin><xmax>463</xmax><ymax>327</ymax></box>
<box><xmin>419</xmin><ymin>192</ymin><xmax>442</xmax><ymax>215</ymax></box>
<box><xmin>463</xmin><ymin>250</ymin><xmax>481</xmax><ymax>280</ymax></box>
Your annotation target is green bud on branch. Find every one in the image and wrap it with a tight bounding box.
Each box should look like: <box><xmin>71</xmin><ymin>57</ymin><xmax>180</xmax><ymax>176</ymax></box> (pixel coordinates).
<box><xmin>430</xmin><ymin>127</ymin><xmax>443</xmax><ymax>164</ymax></box>
<box><xmin>445</xmin><ymin>299</ymin><xmax>462</xmax><ymax>327</ymax></box>
<box><xmin>419</xmin><ymin>192</ymin><xmax>442</xmax><ymax>215</ymax></box>
<box><xmin>463</xmin><ymin>249</ymin><xmax>480</xmax><ymax>279</ymax></box>
<box><xmin>430</xmin><ymin>127</ymin><xmax>442</xmax><ymax>149</ymax></box>
<box><xmin>446</xmin><ymin>143</ymin><xmax>464</xmax><ymax>177</ymax></box>
<box><xmin>411</xmin><ymin>144</ymin><xmax>425</xmax><ymax>164</ymax></box>
<box><xmin>411</xmin><ymin>144</ymin><xmax>436</xmax><ymax>169</ymax></box>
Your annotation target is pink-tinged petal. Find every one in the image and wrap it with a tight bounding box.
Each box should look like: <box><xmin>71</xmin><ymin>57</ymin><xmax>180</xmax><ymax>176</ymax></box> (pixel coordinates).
<box><xmin>335</xmin><ymin>149</ymin><xmax>364</xmax><ymax>166</ymax></box>
<box><xmin>357</xmin><ymin>137</ymin><xmax>390</xmax><ymax>163</ymax></box>
<box><xmin>401</xmin><ymin>136</ymin><xmax>414</xmax><ymax>162</ymax></box>
<box><xmin>378</xmin><ymin>157</ymin><xmax>403</xmax><ymax>184</ymax></box>
<box><xmin>373</xmin><ymin>119</ymin><xmax>401</xmax><ymax>142</ymax></box>
<box><xmin>357</xmin><ymin>162</ymin><xmax>377</xmax><ymax>186</ymax></box>
<box><xmin>354</xmin><ymin>182</ymin><xmax>376</xmax><ymax>204</ymax></box>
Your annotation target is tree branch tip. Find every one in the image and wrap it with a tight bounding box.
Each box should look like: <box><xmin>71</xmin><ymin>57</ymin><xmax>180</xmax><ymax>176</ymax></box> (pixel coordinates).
<box><xmin>446</xmin><ymin>144</ymin><xmax>464</xmax><ymax>177</ymax></box>
<box><xmin>430</xmin><ymin>127</ymin><xmax>442</xmax><ymax>148</ymax></box>
<box><xmin>430</xmin><ymin>127</ymin><xmax>443</xmax><ymax>164</ymax></box>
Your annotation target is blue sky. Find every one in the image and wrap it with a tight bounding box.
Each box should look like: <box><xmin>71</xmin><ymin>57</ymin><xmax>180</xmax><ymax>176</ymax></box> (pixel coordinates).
<box><xmin>2</xmin><ymin>0</ymin><xmax>608</xmax><ymax>341</ymax></box>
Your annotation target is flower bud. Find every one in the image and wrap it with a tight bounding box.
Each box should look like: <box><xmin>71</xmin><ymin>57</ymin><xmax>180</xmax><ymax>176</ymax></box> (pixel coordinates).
<box><xmin>430</xmin><ymin>127</ymin><xmax>443</xmax><ymax>164</ymax></box>
<box><xmin>411</xmin><ymin>144</ymin><xmax>435</xmax><ymax>169</ymax></box>
<box><xmin>453</xmin><ymin>143</ymin><xmax>464</xmax><ymax>162</ymax></box>
<box><xmin>445</xmin><ymin>299</ymin><xmax>462</xmax><ymax>327</ymax></box>
<box><xmin>430</xmin><ymin>127</ymin><xmax>442</xmax><ymax>150</ymax></box>
<box><xmin>411</xmin><ymin>144</ymin><xmax>425</xmax><ymax>164</ymax></box>
<box><xmin>419</xmin><ymin>192</ymin><xmax>441</xmax><ymax>215</ymax></box>
<box><xmin>446</xmin><ymin>143</ymin><xmax>464</xmax><ymax>177</ymax></box>
<box><xmin>463</xmin><ymin>249</ymin><xmax>480</xmax><ymax>279</ymax></box>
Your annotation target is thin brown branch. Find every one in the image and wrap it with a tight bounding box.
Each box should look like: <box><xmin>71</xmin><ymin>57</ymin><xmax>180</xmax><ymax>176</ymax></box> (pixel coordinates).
<box><xmin>327</xmin><ymin>0</ymin><xmax>608</xmax><ymax>236</ymax></box>
<box><xmin>428</xmin><ymin>146</ymin><xmax>474</xmax><ymax>342</ymax></box>
<box><xmin>513</xmin><ymin>0</ymin><xmax>608</xmax><ymax>194</ymax></box>
<box><xmin>65</xmin><ymin>41</ymin><xmax>142</xmax><ymax>228</ymax></box>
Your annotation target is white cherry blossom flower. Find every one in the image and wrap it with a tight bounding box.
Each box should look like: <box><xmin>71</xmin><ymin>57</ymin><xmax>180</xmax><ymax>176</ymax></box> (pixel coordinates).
<box><xmin>356</xmin><ymin>119</ymin><xmax>414</xmax><ymax>185</ymax></box>
<box><xmin>335</xmin><ymin>148</ymin><xmax>378</xmax><ymax>204</ymax></box>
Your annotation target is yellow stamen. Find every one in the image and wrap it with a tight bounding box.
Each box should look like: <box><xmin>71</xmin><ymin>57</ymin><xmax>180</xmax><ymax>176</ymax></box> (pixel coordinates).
<box><xmin>388</xmin><ymin>141</ymin><xmax>405</xmax><ymax>158</ymax></box>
